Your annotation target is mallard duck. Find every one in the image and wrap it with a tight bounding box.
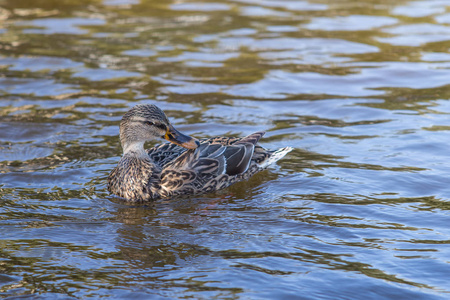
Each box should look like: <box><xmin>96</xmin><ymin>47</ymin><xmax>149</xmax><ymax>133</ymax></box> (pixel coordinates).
<box><xmin>107</xmin><ymin>104</ymin><xmax>292</xmax><ymax>202</ymax></box>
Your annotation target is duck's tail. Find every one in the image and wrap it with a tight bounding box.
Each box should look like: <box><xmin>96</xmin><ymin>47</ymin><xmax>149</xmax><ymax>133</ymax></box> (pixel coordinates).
<box><xmin>259</xmin><ymin>146</ymin><xmax>293</xmax><ymax>169</ymax></box>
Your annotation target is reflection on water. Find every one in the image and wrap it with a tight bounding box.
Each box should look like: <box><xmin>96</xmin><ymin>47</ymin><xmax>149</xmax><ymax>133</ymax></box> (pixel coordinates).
<box><xmin>1</xmin><ymin>0</ymin><xmax>450</xmax><ymax>298</ymax></box>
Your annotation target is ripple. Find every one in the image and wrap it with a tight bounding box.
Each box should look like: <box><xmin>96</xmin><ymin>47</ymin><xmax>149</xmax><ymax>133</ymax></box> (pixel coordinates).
<box><xmin>304</xmin><ymin>15</ymin><xmax>398</xmax><ymax>31</ymax></box>
<box><xmin>230</xmin><ymin>61</ymin><xmax>450</xmax><ymax>98</ymax></box>
<box><xmin>157</xmin><ymin>51</ymin><xmax>239</xmax><ymax>63</ymax></box>
<box><xmin>72</xmin><ymin>68</ymin><xmax>143</xmax><ymax>81</ymax></box>
<box><xmin>239</xmin><ymin>6</ymin><xmax>293</xmax><ymax>17</ymax></box>
<box><xmin>234</xmin><ymin>0</ymin><xmax>327</xmax><ymax>11</ymax></box>
<box><xmin>392</xmin><ymin>0</ymin><xmax>448</xmax><ymax>17</ymax></box>
<box><xmin>104</xmin><ymin>0</ymin><xmax>139</xmax><ymax>6</ymax></box>
<box><xmin>266</xmin><ymin>25</ymin><xmax>298</xmax><ymax>32</ymax></box>
<box><xmin>378</xmin><ymin>23</ymin><xmax>450</xmax><ymax>46</ymax></box>
<box><xmin>216</xmin><ymin>37</ymin><xmax>378</xmax><ymax>54</ymax></box>
<box><xmin>170</xmin><ymin>2</ymin><xmax>231</xmax><ymax>11</ymax></box>
<box><xmin>421</xmin><ymin>52</ymin><xmax>450</xmax><ymax>62</ymax></box>
<box><xmin>122</xmin><ymin>49</ymin><xmax>157</xmax><ymax>57</ymax></box>
<box><xmin>435</xmin><ymin>13</ymin><xmax>450</xmax><ymax>24</ymax></box>
<box><xmin>20</xmin><ymin>17</ymin><xmax>106</xmax><ymax>35</ymax></box>
<box><xmin>0</xmin><ymin>56</ymin><xmax>83</xmax><ymax>72</ymax></box>
<box><xmin>0</xmin><ymin>78</ymin><xmax>78</xmax><ymax>96</ymax></box>
<box><xmin>0</xmin><ymin>144</ymin><xmax>53</xmax><ymax>162</ymax></box>
<box><xmin>154</xmin><ymin>60</ymin><xmax>450</xmax><ymax>98</ymax></box>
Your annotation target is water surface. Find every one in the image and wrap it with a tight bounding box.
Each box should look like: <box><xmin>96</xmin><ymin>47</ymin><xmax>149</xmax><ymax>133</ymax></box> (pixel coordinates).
<box><xmin>1</xmin><ymin>0</ymin><xmax>449</xmax><ymax>299</ymax></box>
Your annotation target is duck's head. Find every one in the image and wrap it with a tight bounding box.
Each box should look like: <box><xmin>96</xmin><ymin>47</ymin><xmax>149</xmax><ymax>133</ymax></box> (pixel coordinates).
<box><xmin>119</xmin><ymin>104</ymin><xmax>199</xmax><ymax>154</ymax></box>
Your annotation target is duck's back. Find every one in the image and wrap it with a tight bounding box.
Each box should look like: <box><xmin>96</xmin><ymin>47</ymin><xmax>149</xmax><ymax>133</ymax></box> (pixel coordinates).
<box><xmin>148</xmin><ymin>131</ymin><xmax>264</xmax><ymax>167</ymax></box>
<box><xmin>150</xmin><ymin>132</ymin><xmax>291</xmax><ymax>198</ymax></box>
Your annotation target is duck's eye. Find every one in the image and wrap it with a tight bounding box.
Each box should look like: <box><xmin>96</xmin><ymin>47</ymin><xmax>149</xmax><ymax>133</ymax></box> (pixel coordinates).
<box><xmin>155</xmin><ymin>123</ymin><xmax>167</xmax><ymax>130</ymax></box>
<box><xmin>145</xmin><ymin>121</ymin><xmax>155</xmax><ymax>126</ymax></box>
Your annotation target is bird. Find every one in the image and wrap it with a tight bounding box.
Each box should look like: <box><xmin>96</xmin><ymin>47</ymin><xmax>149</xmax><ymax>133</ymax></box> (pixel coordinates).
<box><xmin>107</xmin><ymin>104</ymin><xmax>292</xmax><ymax>202</ymax></box>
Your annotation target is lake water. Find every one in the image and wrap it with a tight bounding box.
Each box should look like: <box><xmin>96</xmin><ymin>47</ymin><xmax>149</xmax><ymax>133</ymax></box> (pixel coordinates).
<box><xmin>1</xmin><ymin>0</ymin><xmax>450</xmax><ymax>299</ymax></box>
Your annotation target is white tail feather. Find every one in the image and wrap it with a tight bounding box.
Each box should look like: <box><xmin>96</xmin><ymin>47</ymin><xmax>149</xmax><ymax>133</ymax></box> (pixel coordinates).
<box><xmin>259</xmin><ymin>146</ymin><xmax>293</xmax><ymax>169</ymax></box>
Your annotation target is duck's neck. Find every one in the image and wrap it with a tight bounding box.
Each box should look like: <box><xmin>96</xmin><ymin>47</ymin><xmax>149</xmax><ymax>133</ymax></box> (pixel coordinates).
<box><xmin>122</xmin><ymin>141</ymin><xmax>147</xmax><ymax>158</ymax></box>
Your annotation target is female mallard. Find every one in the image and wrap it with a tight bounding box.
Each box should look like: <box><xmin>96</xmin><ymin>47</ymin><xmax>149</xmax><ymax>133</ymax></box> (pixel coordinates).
<box><xmin>107</xmin><ymin>104</ymin><xmax>292</xmax><ymax>202</ymax></box>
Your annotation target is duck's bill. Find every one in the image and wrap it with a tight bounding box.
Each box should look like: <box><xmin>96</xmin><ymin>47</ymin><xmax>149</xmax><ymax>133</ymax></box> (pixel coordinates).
<box><xmin>163</xmin><ymin>124</ymin><xmax>199</xmax><ymax>149</ymax></box>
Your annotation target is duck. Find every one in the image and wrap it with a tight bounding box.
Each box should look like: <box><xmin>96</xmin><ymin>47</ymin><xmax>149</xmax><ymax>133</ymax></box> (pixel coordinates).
<box><xmin>107</xmin><ymin>104</ymin><xmax>292</xmax><ymax>202</ymax></box>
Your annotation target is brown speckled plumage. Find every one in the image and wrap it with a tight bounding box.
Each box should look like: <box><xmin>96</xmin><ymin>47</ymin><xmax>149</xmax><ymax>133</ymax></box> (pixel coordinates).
<box><xmin>107</xmin><ymin>104</ymin><xmax>292</xmax><ymax>202</ymax></box>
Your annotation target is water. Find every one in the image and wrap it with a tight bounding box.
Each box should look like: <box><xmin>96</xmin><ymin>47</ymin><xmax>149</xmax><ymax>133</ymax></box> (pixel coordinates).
<box><xmin>1</xmin><ymin>0</ymin><xmax>449</xmax><ymax>299</ymax></box>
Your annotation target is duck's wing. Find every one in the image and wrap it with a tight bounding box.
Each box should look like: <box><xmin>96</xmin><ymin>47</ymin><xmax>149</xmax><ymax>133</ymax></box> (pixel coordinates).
<box><xmin>158</xmin><ymin>132</ymin><xmax>265</xmax><ymax>196</ymax></box>
<box><xmin>205</xmin><ymin>131</ymin><xmax>273</xmax><ymax>164</ymax></box>
<box><xmin>146</xmin><ymin>142</ymin><xmax>188</xmax><ymax>168</ymax></box>
<box><xmin>167</xmin><ymin>131</ymin><xmax>266</xmax><ymax>175</ymax></box>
